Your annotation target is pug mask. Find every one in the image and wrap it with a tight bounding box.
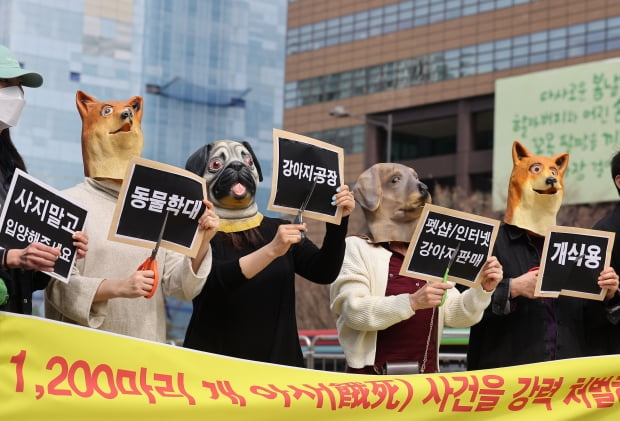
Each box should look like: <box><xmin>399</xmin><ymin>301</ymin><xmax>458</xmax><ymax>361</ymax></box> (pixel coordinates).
<box><xmin>354</xmin><ymin>163</ymin><xmax>431</xmax><ymax>243</ymax></box>
<box><xmin>76</xmin><ymin>90</ymin><xmax>144</xmax><ymax>182</ymax></box>
<box><xmin>185</xmin><ymin>139</ymin><xmax>263</xmax><ymax>232</ymax></box>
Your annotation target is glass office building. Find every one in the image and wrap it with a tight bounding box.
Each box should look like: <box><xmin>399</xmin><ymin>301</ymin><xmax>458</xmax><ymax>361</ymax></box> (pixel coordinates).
<box><xmin>2</xmin><ymin>0</ymin><xmax>285</xmax><ymax>204</ymax></box>
<box><xmin>1</xmin><ymin>0</ymin><xmax>287</xmax><ymax>337</ymax></box>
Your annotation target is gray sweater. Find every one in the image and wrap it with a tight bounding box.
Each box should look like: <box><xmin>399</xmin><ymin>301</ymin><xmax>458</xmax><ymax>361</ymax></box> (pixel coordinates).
<box><xmin>45</xmin><ymin>178</ymin><xmax>211</xmax><ymax>342</ymax></box>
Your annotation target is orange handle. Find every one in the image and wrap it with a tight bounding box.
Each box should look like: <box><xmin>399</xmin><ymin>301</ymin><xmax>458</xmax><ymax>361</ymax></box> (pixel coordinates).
<box><xmin>137</xmin><ymin>258</ymin><xmax>159</xmax><ymax>299</ymax></box>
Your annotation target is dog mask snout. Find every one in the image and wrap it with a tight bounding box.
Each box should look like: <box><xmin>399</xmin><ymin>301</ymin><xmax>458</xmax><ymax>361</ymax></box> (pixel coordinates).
<box><xmin>545</xmin><ymin>177</ymin><xmax>557</xmax><ymax>186</ymax></box>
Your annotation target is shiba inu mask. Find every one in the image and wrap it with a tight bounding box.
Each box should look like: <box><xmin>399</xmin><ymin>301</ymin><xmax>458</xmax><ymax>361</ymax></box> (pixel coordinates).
<box><xmin>76</xmin><ymin>90</ymin><xmax>144</xmax><ymax>182</ymax></box>
<box><xmin>185</xmin><ymin>139</ymin><xmax>263</xmax><ymax>232</ymax></box>
<box><xmin>354</xmin><ymin>163</ymin><xmax>431</xmax><ymax>243</ymax></box>
<box><xmin>504</xmin><ymin>141</ymin><xmax>569</xmax><ymax>237</ymax></box>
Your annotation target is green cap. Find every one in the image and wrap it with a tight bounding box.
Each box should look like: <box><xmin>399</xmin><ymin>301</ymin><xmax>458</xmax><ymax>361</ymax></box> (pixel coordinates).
<box><xmin>0</xmin><ymin>44</ymin><xmax>43</xmax><ymax>88</ymax></box>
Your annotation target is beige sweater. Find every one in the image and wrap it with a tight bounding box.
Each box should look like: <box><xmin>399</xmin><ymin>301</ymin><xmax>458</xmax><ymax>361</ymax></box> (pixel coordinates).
<box><xmin>45</xmin><ymin>178</ymin><xmax>211</xmax><ymax>342</ymax></box>
<box><xmin>330</xmin><ymin>235</ymin><xmax>492</xmax><ymax>371</ymax></box>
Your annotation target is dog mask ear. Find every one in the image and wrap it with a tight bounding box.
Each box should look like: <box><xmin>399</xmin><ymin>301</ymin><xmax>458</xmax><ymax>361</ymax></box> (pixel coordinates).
<box><xmin>353</xmin><ymin>164</ymin><xmax>384</xmax><ymax>212</ymax></box>
<box><xmin>242</xmin><ymin>141</ymin><xmax>263</xmax><ymax>182</ymax></box>
<box><xmin>185</xmin><ymin>144</ymin><xmax>212</xmax><ymax>177</ymax></box>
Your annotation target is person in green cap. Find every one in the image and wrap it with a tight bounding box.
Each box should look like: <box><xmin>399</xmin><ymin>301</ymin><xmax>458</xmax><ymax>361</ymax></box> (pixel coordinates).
<box><xmin>0</xmin><ymin>44</ymin><xmax>88</xmax><ymax>313</ymax></box>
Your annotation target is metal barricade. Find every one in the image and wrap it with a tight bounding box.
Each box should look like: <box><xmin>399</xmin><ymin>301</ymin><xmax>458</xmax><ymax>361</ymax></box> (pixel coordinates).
<box><xmin>301</xmin><ymin>328</ymin><xmax>470</xmax><ymax>372</ymax></box>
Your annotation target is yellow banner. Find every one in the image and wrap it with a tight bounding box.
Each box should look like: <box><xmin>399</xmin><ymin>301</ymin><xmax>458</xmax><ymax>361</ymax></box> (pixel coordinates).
<box><xmin>1</xmin><ymin>311</ymin><xmax>619</xmax><ymax>420</ymax></box>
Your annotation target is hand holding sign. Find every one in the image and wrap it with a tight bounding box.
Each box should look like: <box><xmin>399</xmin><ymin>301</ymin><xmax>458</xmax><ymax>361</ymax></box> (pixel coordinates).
<box><xmin>137</xmin><ymin>211</ymin><xmax>169</xmax><ymax>299</ymax></box>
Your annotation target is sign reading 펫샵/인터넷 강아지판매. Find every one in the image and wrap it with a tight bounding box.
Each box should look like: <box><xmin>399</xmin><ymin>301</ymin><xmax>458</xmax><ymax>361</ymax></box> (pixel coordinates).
<box><xmin>268</xmin><ymin>129</ymin><xmax>344</xmax><ymax>225</ymax></box>
<box><xmin>535</xmin><ymin>225</ymin><xmax>614</xmax><ymax>301</ymax></box>
<box><xmin>0</xmin><ymin>169</ymin><xmax>88</xmax><ymax>282</ymax></box>
<box><xmin>493</xmin><ymin>59</ymin><xmax>620</xmax><ymax>210</ymax></box>
<box><xmin>399</xmin><ymin>204</ymin><xmax>500</xmax><ymax>288</ymax></box>
<box><xmin>108</xmin><ymin>157</ymin><xmax>207</xmax><ymax>258</ymax></box>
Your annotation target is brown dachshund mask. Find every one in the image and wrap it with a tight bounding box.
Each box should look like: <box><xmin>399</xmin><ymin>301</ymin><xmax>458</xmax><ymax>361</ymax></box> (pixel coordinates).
<box><xmin>76</xmin><ymin>90</ymin><xmax>144</xmax><ymax>182</ymax></box>
<box><xmin>354</xmin><ymin>163</ymin><xmax>431</xmax><ymax>243</ymax></box>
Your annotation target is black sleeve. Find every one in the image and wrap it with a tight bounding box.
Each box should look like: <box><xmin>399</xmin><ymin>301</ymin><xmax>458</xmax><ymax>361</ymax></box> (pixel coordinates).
<box><xmin>293</xmin><ymin>216</ymin><xmax>349</xmax><ymax>284</ymax></box>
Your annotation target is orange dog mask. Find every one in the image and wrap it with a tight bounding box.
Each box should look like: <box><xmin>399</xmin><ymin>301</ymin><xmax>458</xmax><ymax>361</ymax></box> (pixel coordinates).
<box><xmin>504</xmin><ymin>141</ymin><xmax>569</xmax><ymax>236</ymax></box>
<box><xmin>76</xmin><ymin>90</ymin><xmax>144</xmax><ymax>182</ymax></box>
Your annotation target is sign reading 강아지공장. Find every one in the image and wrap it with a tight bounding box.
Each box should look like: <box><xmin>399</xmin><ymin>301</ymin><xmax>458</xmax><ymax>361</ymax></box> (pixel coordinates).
<box><xmin>108</xmin><ymin>157</ymin><xmax>207</xmax><ymax>258</ymax></box>
<box><xmin>268</xmin><ymin>129</ymin><xmax>344</xmax><ymax>225</ymax></box>
<box><xmin>400</xmin><ymin>204</ymin><xmax>500</xmax><ymax>288</ymax></box>
<box><xmin>0</xmin><ymin>169</ymin><xmax>88</xmax><ymax>282</ymax></box>
<box><xmin>535</xmin><ymin>225</ymin><xmax>614</xmax><ymax>301</ymax></box>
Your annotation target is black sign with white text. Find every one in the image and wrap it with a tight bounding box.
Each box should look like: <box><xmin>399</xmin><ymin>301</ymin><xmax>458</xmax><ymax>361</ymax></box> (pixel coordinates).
<box><xmin>0</xmin><ymin>169</ymin><xmax>88</xmax><ymax>282</ymax></box>
<box><xmin>400</xmin><ymin>204</ymin><xmax>500</xmax><ymax>288</ymax></box>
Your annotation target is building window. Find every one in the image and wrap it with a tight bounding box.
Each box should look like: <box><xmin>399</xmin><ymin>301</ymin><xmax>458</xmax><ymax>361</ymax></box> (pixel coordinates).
<box><xmin>286</xmin><ymin>15</ymin><xmax>620</xmax><ymax>109</ymax></box>
<box><xmin>286</xmin><ymin>0</ymin><xmax>534</xmax><ymax>56</ymax></box>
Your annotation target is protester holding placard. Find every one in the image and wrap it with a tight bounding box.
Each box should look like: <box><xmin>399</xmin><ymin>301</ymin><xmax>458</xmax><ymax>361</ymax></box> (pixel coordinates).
<box><xmin>590</xmin><ymin>149</ymin><xmax>620</xmax><ymax>354</ymax></box>
<box><xmin>330</xmin><ymin>163</ymin><xmax>503</xmax><ymax>374</ymax></box>
<box><xmin>45</xmin><ymin>91</ymin><xmax>218</xmax><ymax>343</ymax></box>
<box><xmin>0</xmin><ymin>45</ymin><xmax>87</xmax><ymax>314</ymax></box>
<box><xmin>183</xmin><ymin>139</ymin><xmax>355</xmax><ymax>367</ymax></box>
<box><xmin>467</xmin><ymin>142</ymin><xmax>619</xmax><ymax>370</ymax></box>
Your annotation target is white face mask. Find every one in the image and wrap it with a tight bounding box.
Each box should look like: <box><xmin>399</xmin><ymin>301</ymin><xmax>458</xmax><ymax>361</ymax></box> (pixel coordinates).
<box><xmin>0</xmin><ymin>86</ymin><xmax>26</xmax><ymax>131</ymax></box>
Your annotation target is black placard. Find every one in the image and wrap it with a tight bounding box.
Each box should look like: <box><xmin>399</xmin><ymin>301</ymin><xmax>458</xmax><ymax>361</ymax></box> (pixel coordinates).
<box><xmin>0</xmin><ymin>169</ymin><xmax>88</xmax><ymax>282</ymax></box>
<box><xmin>268</xmin><ymin>129</ymin><xmax>344</xmax><ymax>224</ymax></box>
<box><xmin>108</xmin><ymin>157</ymin><xmax>207</xmax><ymax>257</ymax></box>
<box><xmin>400</xmin><ymin>204</ymin><xmax>500</xmax><ymax>288</ymax></box>
<box><xmin>536</xmin><ymin>226</ymin><xmax>614</xmax><ymax>301</ymax></box>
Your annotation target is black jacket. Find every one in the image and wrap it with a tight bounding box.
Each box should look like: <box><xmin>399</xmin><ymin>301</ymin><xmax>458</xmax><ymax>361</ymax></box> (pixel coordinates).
<box><xmin>467</xmin><ymin>223</ymin><xmax>616</xmax><ymax>370</ymax></box>
<box><xmin>0</xmin><ymin>267</ymin><xmax>49</xmax><ymax>314</ymax></box>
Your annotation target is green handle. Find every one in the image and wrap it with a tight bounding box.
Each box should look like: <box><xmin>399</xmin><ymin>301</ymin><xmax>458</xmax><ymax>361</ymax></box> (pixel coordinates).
<box><xmin>439</xmin><ymin>269</ymin><xmax>449</xmax><ymax>307</ymax></box>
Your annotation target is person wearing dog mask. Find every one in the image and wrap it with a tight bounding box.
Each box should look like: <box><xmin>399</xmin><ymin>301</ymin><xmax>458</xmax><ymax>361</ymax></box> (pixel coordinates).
<box><xmin>44</xmin><ymin>90</ymin><xmax>219</xmax><ymax>343</ymax></box>
<box><xmin>183</xmin><ymin>139</ymin><xmax>355</xmax><ymax>367</ymax></box>
<box><xmin>0</xmin><ymin>44</ymin><xmax>88</xmax><ymax>314</ymax></box>
<box><xmin>467</xmin><ymin>141</ymin><xmax>620</xmax><ymax>370</ymax></box>
<box><xmin>329</xmin><ymin>163</ymin><xmax>503</xmax><ymax>374</ymax></box>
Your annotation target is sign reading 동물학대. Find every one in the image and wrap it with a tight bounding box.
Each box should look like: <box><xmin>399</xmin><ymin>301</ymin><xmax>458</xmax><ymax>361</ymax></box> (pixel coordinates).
<box><xmin>268</xmin><ymin>129</ymin><xmax>344</xmax><ymax>225</ymax></box>
<box><xmin>108</xmin><ymin>157</ymin><xmax>207</xmax><ymax>258</ymax></box>
<box><xmin>0</xmin><ymin>169</ymin><xmax>88</xmax><ymax>282</ymax></box>
<box><xmin>400</xmin><ymin>204</ymin><xmax>500</xmax><ymax>288</ymax></box>
<box><xmin>535</xmin><ymin>225</ymin><xmax>615</xmax><ymax>301</ymax></box>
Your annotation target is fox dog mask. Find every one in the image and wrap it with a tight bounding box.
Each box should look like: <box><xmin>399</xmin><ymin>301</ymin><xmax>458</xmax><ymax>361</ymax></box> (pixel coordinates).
<box><xmin>504</xmin><ymin>141</ymin><xmax>569</xmax><ymax>236</ymax></box>
<box><xmin>354</xmin><ymin>163</ymin><xmax>431</xmax><ymax>243</ymax></box>
<box><xmin>77</xmin><ymin>90</ymin><xmax>144</xmax><ymax>181</ymax></box>
<box><xmin>185</xmin><ymin>139</ymin><xmax>263</xmax><ymax>232</ymax></box>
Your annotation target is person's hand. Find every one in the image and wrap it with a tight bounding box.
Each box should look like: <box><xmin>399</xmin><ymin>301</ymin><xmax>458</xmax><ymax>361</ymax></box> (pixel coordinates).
<box><xmin>332</xmin><ymin>185</ymin><xmax>355</xmax><ymax>217</ymax></box>
<box><xmin>480</xmin><ymin>256</ymin><xmax>503</xmax><ymax>292</ymax></box>
<box><xmin>94</xmin><ymin>271</ymin><xmax>156</xmax><ymax>302</ymax></box>
<box><xmin>72</xmin><ymin>231</ymin><xmax>89</xmax><ymax>259</ymax></box>
<box><xmin>598</xmin><ymin>266</ymin><xmax>620</xmax><ymax>300</ymax></box>
<box><xmin>198</xmin><ymin>199</ymin><xmax>220</xmax><ymax>243</ymax></box>
<box><xmin>509</xmin><ymin>268</ymin><xmax>539</xmax><ymax>299</ymax></box>
<box><xmin>267</xmin><ymin>223</ymin><xmax>305</xmax><ymax>258</ymax></box>
<box><xmin>408</xmin><ymin>281</ymin><xmax>453</xmax><ymax>311</ymax></box>
<box><xmin>6</xmin><ymin>242</ymin><xmax>60</xmax><ymax>272</ymax></box>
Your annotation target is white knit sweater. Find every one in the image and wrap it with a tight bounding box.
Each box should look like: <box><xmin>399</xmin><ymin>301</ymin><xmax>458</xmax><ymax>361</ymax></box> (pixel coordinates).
<box><xmin>330</xmin><ymin>235</ymin><xmax>492</xmax><ymax>371</ymax></box>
